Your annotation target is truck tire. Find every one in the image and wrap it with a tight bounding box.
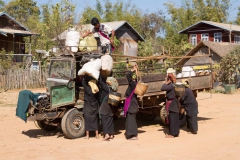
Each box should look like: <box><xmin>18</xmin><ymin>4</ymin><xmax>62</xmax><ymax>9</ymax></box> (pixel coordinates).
<box><xmin>36</xmin><ymin>120</ymin><xmax>58</xmax><ymax>131</ymax></box>
<box><xmin>61</xmin><ymin>108</ymin><xmax>85</xmax><ymax>139</ymax></box>
<box><xmin>137</xmin><ymin>112</ymin><xmax>157</xmax><ymax>121</ymax></box>
<box><xmin>160</xmin><ymin>106</ymin><xmax>187</xmax><ymax>127</ymax></box>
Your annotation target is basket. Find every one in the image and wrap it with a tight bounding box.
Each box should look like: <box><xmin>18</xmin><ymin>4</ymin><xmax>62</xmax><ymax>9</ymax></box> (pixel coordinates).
<box><xmin>108</xmin><ymin>92</ymin><xmax>121</xmax><ymax>106</ymax></box>
<box><xmin>134</xmin><ymin>69</ymin><xmax>148</xmax><ymax>96</ymax></box>
<box><xmin>174</xmin><ymin>83</ymin><xmax>185</xmax><ymax>97</ymax></box>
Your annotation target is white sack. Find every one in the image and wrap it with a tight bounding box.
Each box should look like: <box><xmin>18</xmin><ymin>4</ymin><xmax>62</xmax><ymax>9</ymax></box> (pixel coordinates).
<box><xmin>182</xmin><ymin>66</ymin><xmax>196</xmax><ymax>77</ymax></box>
<box><xmin>78</xmin><ymin>58</ymin><xmax>102</xmax><ymax>80</ymax></box>
<box><xmin>176</xmin><ymin>73</ymin><xmax>182</xmax><ymax>78</ymax></box>
<box><xmin>65</xmin><ymin>29</ymin><xmax>80</xmax><ymax>52</ymax></box>
<box><xmin>101</xmin><ymin>55</ymin><xmax>113</xmax><ymax>71</ymax></box>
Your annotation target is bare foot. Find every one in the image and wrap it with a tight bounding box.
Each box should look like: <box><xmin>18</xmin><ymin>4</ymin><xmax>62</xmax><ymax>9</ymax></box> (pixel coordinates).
<box><xmin>110</xmin><ymin>135</ymin><xmax>114</xmax><ymax>139</ymax></box>
<box><xmin>165</xmin><ymin>134</ymin><xmax>175</xmax><ymax>138</ymax></box>
<box><xmin>84</xmin><ymin>136</ymin><xmax>89</xmax><ymax>139</ymax></box>
<box><xmin>129</xmin><ymin>136</ymin><xmax>138</xmax><ymax>140</ymax></box>
<box><xmin>95</xmin><ymin>135</ymin><xmax>99</xmax><ymax>139</ymax></box>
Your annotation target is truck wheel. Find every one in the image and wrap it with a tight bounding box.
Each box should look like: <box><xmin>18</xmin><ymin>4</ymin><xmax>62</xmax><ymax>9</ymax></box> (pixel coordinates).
<box><xmin>160</xmin><ymin>106</ymin><xmax>187</xmax><ymax>127</ymax></box>
<box><xmin>137</xmin><ymin>112</ymin><xmax>157</xmax><ymax>121</ymax></box>
<box><xmin>61</xmin><ymin>108</ymin><xmax>85</xmax><ymax>139</ymax></box>
<box><xmin>36</xmin><ymin>120</ymin><xmax>58</xmax><ymax>131</ymax></box>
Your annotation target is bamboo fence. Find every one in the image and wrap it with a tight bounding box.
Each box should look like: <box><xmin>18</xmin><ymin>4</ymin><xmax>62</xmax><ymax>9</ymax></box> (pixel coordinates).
<box><xmin>0</xmin><ymin>69</ymin><xmax>48</xmax><ymax>91</ymax></box>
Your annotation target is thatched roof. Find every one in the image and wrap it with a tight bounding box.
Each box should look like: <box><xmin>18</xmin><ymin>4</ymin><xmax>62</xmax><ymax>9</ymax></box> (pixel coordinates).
<box><xmin>177</xmin><ymin>41</ymin><xmax>240</xmax><ymax>65</ymax></box>
<box><xmin>179</xmin><ymin>21</ymin><xmax>240</xmax><ymax>34</ymax></box>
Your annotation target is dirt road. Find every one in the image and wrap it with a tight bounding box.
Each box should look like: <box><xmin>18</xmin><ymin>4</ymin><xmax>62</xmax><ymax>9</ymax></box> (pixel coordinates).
<box><xmin>0</xmin><ymin>89</ymin><xmax>240</xmax><ymax>160</ymax></box>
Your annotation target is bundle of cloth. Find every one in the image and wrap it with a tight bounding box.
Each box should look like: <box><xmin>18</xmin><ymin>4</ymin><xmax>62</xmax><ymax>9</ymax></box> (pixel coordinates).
<box><xmin>78</xmin><ymin>53</ymin><xmax>114</xmax><ymax>93</ymax></box>
<box><xmin>78</xmin><ymin>58</ymin><xmax>102</xmax><ymax>80</ymax></box>
<box><xmin>16</xmin><ymin>90</ymin><xmax>40</xmax><ymax>122</ymax></box>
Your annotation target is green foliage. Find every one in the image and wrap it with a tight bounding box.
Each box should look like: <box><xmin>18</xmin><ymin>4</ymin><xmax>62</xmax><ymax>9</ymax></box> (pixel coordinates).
<box><xmin>218</xmin><ymin>47</ymin><xmax>240</xmax><ymax>84</ymax></box>
<box><xmin>0</xmin><ymin>49</ymin><xmax>13</xmax><ymax>74</ymax></box>
<box><xmin>235</xmin><ymin>7</ymin><xmax>240</xmax><ymax>25</ymax></box>
<box><xmin>0</xmin><ymin>0</ymin><xmax>5</xmax><ymax>11</ymax></box>
<box><xmin>34</xmin><ymin>0</ymin><xmax>76</xmax><ymax>51</ymax></box>
<box><xmin>4</xmin><ymin>0</ymin><xmax>40</xmax><ymax>29</ymax></box>
<box><xmin>162</xmin><ymin>0</ymin><xmax>230</xmax><ymax>60</ymax></box>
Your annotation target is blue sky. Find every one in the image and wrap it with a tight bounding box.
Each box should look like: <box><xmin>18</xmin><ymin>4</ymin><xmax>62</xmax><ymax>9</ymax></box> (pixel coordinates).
<box><xmin>35</xmin><ymin>0</ymin><xmax>240</xmax><ymax>21</ymax></box>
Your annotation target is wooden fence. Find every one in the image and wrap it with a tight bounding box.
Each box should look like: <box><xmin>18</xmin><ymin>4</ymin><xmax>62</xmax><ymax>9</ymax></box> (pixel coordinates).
<box><xmin>0</xmin><ymin>69</ymin><xmax>48</xmax><ymax>91</ymax></box>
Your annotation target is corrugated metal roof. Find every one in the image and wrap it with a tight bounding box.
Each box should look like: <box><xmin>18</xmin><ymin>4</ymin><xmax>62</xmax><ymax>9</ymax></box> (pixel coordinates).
<box><xmin>179</xmin><ymin>21</ymin><xmax>240</xmax><ymax>34</ymax></box>
<box><xmin>58</xmin><ymin>21</ymin><xmax>145</xmax><ymax>41</ymax></box>
<box><xmin>0</xmin><ymin>12</ymin><xmax>30</xmax><ymax>31</ymax></box>
<box><xmin>177</xmin><ymin>41</ymin><xmax>240</xmax><ymax>65</ymax></box>
<box><xmin>0</xmin><ymin>28</ymin><xmax>37</xmax><ymax>36</ymax></box>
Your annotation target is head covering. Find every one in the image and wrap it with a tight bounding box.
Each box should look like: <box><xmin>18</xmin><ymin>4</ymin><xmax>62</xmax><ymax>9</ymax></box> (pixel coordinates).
<box><xmin>106</xmin><ymin>77</ymin><xmax>119</xmax><ymax>92</ymax></box>
<box><xmin>167</xmin><ymin>68</ymin><xmax>175</xmax><ymax>74</ymax></box>
<box><xmin>182</xmin><ymin>79</ymin><xmax>189</xmax><ymax>88</ymax></box>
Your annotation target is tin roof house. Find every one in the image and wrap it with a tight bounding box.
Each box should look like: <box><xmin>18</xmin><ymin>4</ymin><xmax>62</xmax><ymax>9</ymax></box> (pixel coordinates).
<box><xmin>179</xmin><ymin>21</ymin><xmax>240</xmax><ymax>46</ymax></box>
<box><xmin>58</xmin><ymin>21</ymin><xmax>145</xmax><ymax>56</ymax></box>
<box><xmin>0</xmin><ymin>12</ymin><xmax>36</xmax><ymax>62</ymax></box>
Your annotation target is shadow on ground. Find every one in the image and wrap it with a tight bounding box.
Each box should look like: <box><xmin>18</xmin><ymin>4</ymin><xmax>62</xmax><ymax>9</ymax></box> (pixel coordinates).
<box><xmin>22</xmin><ymin>128</ymin><xmax>64</xmax><ymax>139</ymax></box>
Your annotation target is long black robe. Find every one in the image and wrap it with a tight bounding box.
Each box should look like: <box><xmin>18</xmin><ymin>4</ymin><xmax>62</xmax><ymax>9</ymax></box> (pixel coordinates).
<box><xmin>180</xmin><ymin>88</ymin><xmax>198</xmax><ymax>132</ymax></box>
<box><xmin>98</xmin><ymin>75</ymin><xmax>114</xmax><ymax>134</ymax></box>
<box><xmin>161</xmin><ymin>83</ymin><xmax>180</xmax><ymax>137</ymax></box>
<box><xmin>82</xmin><ymin>75</ymin><xmax>99</xmax><ymax>131</ymax></box>
<box><xmin>125</xmin><ymin>71</ymin><xmax>139</xmax><ymax>137</ymax></box>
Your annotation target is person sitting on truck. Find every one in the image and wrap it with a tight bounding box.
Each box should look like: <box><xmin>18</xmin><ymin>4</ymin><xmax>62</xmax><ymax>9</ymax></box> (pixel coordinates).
<box><xmin>124</xmin><ymin>64</ymin><xmax>139</xmax><ymax>140</ymax></box>
<box><xmin>98</xmin><ymin>74</ymin><xmax>115</xmax><ymax>141</ymax></box>
<box><xmin>82</xmin><ymin>75</ymin><xmax>99</xmax><ymax>139</ymax></box>
<box><xmin>161</xmin><ymin>73</ymin><xmax>180</xmax><ymax>138</ymax></box>
<box><xmin>81</xmin><ymin>17</ymin><xmax>115</xmax><ymax>54</ymax></box>
<box><xmin>180</xmin><ymin>79</ymin><xmax>198</xmax><ymax>134</ymax></box>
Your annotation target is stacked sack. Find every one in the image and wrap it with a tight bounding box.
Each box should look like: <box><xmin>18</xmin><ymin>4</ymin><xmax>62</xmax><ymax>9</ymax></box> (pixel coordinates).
<box><xmin>65</xmin><ymin>28</ymin><xmax>80</xmax><ymax>52</ymax></box>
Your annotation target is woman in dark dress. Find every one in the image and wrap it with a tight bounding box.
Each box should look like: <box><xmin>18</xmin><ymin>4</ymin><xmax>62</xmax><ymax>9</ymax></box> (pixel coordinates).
<box><xmin>161</xmin><ymin>73</ymin><xmax>180</xmax><ymax>138</ymax></box>
<box><xmin>124</xmin><ymin>64</ymin><xmax>139</xmax><ymax>140</ymax></box>
<box><xmin>98</xmin><ymin>75</ymin><xmax>114</xmax><ymax>141</ymax></box>
<box><xmin>82</xmin><ymin>75</ymin><xmax>99</xmax><ymax>139</ymax></box>
<box><xmin>180</xmin><ymin>79</ymin><xmax>198</xmax><ymax>134</ymax></box>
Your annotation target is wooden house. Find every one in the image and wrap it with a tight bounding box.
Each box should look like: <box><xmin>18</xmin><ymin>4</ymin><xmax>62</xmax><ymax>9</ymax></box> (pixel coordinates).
<box><xmin>0</xmin><ymin>12</ymin><xmax>36</xmax><ymax>62</ymax></box>
<box><xmin>59</xmin><ymin>21</ymin><xmax>145</xmax><ymax>56</ymax></box>
<box><xmin>177</xmin><ymin>41</ymin><xmax>240</xmax><ymax>66</ymax></box>
<box><xmin>179</xmin><ymin>21</ymin><xmax>240</xmax><ymax>46</ymax></box>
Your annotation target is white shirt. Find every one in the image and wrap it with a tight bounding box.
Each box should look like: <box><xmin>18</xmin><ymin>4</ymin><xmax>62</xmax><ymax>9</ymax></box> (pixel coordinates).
<box><xmin>92</xmin><ymin>24</ymin><xmax>112</xmax><ymax>46</ymax></box>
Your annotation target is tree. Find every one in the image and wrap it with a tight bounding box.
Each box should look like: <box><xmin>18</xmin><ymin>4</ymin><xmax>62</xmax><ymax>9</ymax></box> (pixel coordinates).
<box><xmin>161</xmin><ymin>0</ymin><xmax>230</xmax><ymax>61</ymax></box>
<box><xmin>235</xmin><ymin>7</ymin><xmax>240</xmax><ymax>25</ymax></box>
<box><xmin>4</xmin><ymin>0</ymin><xmax>40</xmax><ymax>29</ymax></box>
<box><xmin>34</xmin><ymin>0</ymin><xmax>76</xmax><ymax>51</ymax></box>
<box><xmin>0</xmin><ymin>0</ymin><xmax>5</xmax><ymax>11</ymax></box>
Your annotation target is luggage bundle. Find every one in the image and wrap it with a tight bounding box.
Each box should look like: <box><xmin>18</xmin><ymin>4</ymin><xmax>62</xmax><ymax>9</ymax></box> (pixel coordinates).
<box><xmin>78</xmin><ymin>53</ymin><xmax>121</xmax><ymax>106</ymax></box>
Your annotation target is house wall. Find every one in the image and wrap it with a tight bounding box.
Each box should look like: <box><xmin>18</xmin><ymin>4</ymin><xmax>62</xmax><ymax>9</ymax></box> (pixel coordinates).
<box><xmin>116</xmin><ymin>25</ymin><xmax>139</xmax><ymax>56</ymax></box>
<box><xmin>187</xmin><ymin>23</ymin><xmax>235</xmax><ymax>44</ymax></box>
<box><xmin>184</xmin><ymin>46</ymin><xmax>222</xmax><ymax>66</ymax></box>
<box><xmin>92</xmin><ymin>24</ymin><xmax>139</xmax><ymax>56</ymax></box>
<box><xmin>0</xmin><ymin>34</ymin><xmax>25</xmax><ymax>62</ymax></box>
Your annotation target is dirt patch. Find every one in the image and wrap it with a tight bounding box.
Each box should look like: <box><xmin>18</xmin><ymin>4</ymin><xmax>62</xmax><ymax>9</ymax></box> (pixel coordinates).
<box><xmin>0</xmin><ymin>89</ymin><xmax>240</xmax><ymax>159</ymax></box>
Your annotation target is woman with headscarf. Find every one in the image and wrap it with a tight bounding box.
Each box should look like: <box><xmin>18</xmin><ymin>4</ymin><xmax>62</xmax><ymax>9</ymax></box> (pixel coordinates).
<box><xmin>180</xmin><ymin>79</ymin><xmax>198</xmax><ymax>134</ymax></box>
<box><xmin>98</xmin><ymin>74</ymin><xmax>115</xmax><ymax>141</ymax></box>
<box><xmin>82</xmin><ymin>75</ymin><xmax>99</xmax><ymax>139</ymax></box>
<box><xmin>161</xmin><ymin>73</ymin><xmax>180</xmax><ymax>138</ymax></box>
<box><xmin>124</xmin><ymin>64</ymin><xmax>139</xmax><ymax>140</ymax></box>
